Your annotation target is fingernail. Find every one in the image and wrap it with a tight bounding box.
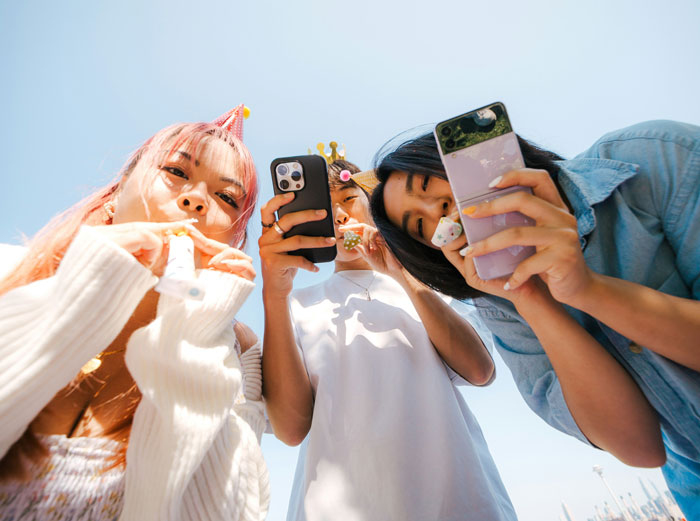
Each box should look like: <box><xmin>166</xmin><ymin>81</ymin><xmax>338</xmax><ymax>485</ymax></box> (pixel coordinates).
<box><xmin>462</xmin><ymin>206</ymin><xmax>477</xmax><ymax>216</ymax></box>
<box><xmin>316</xmin><ymin>209</ymin><xmax>326</xmax><ymax>216</ymax></box>
<box><xmin>182</xmin><ymin>218</ymin><xmax>199</xmax><ymax>224</ymax></box>
<box><xmin>503</xmin><ymin>281</ymin><xmax>512</xmax><ymax>291</ymax></box>
<box><xmin>459</xmin><ymin>245</ymin><xmax>473</xmax><ymax>257</ymax></box>
<box><xmin>325</xmin><ymin>237</ymin><xmax>336</xmax><ymax>244</ymax></box>
<box><xmin>488</xmin><ymin>176</ymin><xmax>502</xmax><ymax>188</ymax></box>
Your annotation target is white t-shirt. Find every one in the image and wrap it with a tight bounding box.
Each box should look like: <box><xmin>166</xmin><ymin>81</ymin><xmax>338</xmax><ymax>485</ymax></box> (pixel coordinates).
<box><xmin>286</xmin><ymin>270</ymin><xmax>516</xmax><ymax>521</ymax></box>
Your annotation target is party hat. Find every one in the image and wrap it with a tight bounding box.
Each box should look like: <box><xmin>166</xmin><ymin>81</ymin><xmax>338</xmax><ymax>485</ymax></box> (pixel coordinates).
<box><xmin>351</xmin><ymin>169</ymin><xmax>379</xmax><ymax>194</ymax></box>
<box><xmin>212</xmin><ymin>104</ymin><xmax>250</xmax><ymax>140</ymax></box>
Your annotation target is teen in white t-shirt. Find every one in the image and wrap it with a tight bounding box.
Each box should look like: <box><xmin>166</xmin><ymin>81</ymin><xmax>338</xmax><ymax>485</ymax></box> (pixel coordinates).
<box><xmin>259</xmin><ymin>160</ymin><xmax>517</xmax><ymax>521</ymax></box>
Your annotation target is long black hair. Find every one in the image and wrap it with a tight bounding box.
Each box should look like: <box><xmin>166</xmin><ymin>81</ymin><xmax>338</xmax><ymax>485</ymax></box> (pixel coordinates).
<box><xmin>370</xmin><ymin>132</ymin><xmax>563</xmax><ymax>300</ymax></box>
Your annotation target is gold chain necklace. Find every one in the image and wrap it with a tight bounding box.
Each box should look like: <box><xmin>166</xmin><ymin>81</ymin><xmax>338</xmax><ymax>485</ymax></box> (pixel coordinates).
<box><xmin>337</xmin><ymin>272</ymin><xmax>377</xmax><ymax>301</ymax></box>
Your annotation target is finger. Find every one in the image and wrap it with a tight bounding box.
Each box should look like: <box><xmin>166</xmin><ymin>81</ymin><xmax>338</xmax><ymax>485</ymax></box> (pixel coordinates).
<box><xmin>267</xmin><ymin>235</ymin><xmax>336</xmax><ymax>254</ymax></box>
<box><xmin>266</xmin><ymin>252</ymin><xmax>320</xmax><ymax>273</ymax></box>
<box><xmin>488</xmin><ymin>168</ymin><xmax>568</xmax><ymax>210</ymax></box>
<box><xmin>186</xmin><ymin>226</ymin><xmax>253</xmax><ymax>261</ymax></box>
<box><xmin>276</xmin><ymin>209</ymin><xmax>327</xmax><ymax>233</ymax></box>
<box><xmin>208</xmin><ymin>247</ymin><xmax>254</xmax><ymax>266</ymax></box>
<box><xmin>260</xmin><ymin>192</ymin><xmax>295</xmax><ymax>224</ymax></box>
<box><xmin>465</xmin><ymin>226</ymin><xmax>579</xmax><ymax>258</ymax></box>
<box><xmin>338</xmin><ymin>223</ymin><xmax>375</xmax><ymax>235</ymax></box>
<box><xmin>213</xmin><ymin>259</ymin><xmax>257</xmax><ymax>281</ymax></box>
<box><xmin>126</xmin><ymin>229</ymin><xmax>165</xmax><ymax>267</ymax></box>
<box><xmin>463</xmin><ymin>190</ymin><xmax>576</xmax><ymax>227</ymax></box>
<box><xmin>503</xmin><ymin>249</ymin><xmax>561</xmax><ymax>290</ymax></box>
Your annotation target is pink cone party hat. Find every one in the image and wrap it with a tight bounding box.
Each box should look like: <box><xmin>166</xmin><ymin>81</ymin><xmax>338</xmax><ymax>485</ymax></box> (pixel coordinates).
<box><xmin>212</xmin><ymin>104</ymin><xmax>250</xmax><ymax>140</ymax></box>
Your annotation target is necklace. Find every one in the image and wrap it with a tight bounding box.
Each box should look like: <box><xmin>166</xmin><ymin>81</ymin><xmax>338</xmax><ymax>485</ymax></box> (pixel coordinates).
<box><xmin>80</xmin><ymin>348</ymin><xmax>127</xmax><ymax>375</ymax></box>
<box><xmin>337</xmin><ymin>271</ymin><xmax>377</xmax><ymax>301</ymax></box>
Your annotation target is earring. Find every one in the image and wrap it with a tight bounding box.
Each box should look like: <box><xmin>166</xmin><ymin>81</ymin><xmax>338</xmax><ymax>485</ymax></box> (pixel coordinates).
<box><xmin>104</xmin><ymin>201</ymin><xmax>115</xmax><ymax>221</ymax></box>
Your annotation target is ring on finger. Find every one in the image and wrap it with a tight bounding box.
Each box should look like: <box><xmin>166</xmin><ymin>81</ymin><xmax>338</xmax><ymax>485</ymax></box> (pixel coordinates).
<box><xmin>261</xmin><ymin>220</ymin><xmax>275</xmax><ymax>228</ymax></box>
<box><xmin>273</xmin><ymin>221</ymin><xmax>286</xmax><ymax>235</ymax></box>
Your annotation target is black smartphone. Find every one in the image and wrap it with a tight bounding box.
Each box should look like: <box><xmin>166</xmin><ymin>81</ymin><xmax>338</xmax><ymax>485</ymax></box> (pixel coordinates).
<box><xmin>269</xmin><ymin>155</ymin><xmax>337</xmax><ymax>263</ymax></box>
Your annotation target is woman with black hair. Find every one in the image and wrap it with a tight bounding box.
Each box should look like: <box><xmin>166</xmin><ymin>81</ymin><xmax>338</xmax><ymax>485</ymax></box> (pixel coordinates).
<box><xmin>370</xmin><ymin>120</ymin><xmax>700</xmax><ymax>518</ymax></box>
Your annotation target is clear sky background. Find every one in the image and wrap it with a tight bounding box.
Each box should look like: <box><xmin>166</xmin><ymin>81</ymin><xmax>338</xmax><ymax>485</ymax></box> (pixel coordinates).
<box><xmin>2</xmin><ymin>1</ymin><xmax>699</xmax><ymax>520</ymax></box>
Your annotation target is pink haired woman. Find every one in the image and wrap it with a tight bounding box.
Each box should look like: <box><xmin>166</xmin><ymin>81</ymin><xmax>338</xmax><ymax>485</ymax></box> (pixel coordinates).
<box><xmin>0</xmin><ymin>106</ymin><xmax>269</xmax><ymax>520</ymax></box>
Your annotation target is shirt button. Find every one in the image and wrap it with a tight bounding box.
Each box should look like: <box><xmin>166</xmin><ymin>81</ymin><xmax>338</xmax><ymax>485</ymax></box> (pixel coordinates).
<box><xmin>629</xmin><ymin>341</ymin><xmax>643</xmax><ymax>354</ymax></box>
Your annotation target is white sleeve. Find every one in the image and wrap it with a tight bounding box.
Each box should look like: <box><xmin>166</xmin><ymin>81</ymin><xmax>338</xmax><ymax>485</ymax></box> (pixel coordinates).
<box><xmin>119</xmin><ymin>269</ymin><xmax>268</xmax><ymax>521</ymax></box>
<box><xmin>0</xmin><ymin>226</ymin><xmax>157</xmax><ymax>458</ymax></box>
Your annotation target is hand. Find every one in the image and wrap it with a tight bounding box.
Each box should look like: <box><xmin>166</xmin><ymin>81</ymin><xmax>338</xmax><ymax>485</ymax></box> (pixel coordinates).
<box><xmin>258</xmin><ymin>193</ymin><xmax>336</xmax><ymax>299</ymax></box>
<box><xmin>459</xmin><ymin>168</ymin><xmax>594</xmax><ymax>305</ymax></box>
<box><xmin>92</xmin><ymin>220</ymin><xmax>195</xmax><ymax>273</ymax></box>
<box><xmin>338</xmin><ymin>223</ymin><xmax>405</xmax><ymax>279</ymax></box>
<box><xmin>186</xmin><ymin>226</ymin><xmax>256</xmax><ymax>282</ymax></box>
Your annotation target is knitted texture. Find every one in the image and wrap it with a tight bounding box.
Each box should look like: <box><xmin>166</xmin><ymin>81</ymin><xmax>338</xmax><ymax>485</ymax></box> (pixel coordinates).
<box><xmin>0</xmin><ymin>227</ymin><xmax>269</xmax><ymax>520</ymax></box>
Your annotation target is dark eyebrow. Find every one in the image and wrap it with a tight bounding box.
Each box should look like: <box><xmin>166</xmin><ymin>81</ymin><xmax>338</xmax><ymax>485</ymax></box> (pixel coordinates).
<box><xmin>339</xmin><ymin>184</ymin><xmax>357</xmax><ymax>191</ymax></box>
<box><xmin>405</xmin><ymin>173</ymin><xmax>414</xmax><ymax>194</ymax></box>
<box><xmin>176</xmin><ymin>151</ymin><xmax>200</xmax><ymax>167</ymax></box>
<box><xmin>401</xmin><ymin>211</ymin><xmax>410</xmax><ymax>235</ymax></box>
<box><xmin>220</xmin><ymin>176</ymin><xmax>247</xmax><ymax>197</ymax></box>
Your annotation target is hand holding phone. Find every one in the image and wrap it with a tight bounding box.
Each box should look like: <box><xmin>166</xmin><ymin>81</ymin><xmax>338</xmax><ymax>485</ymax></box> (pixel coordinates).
<box><xmin>434</xmin><ymin>102</ymin><xmax>535</xmax><ymax>280</ymax></box>
<box><xmin>269</xmin><ymin>155</ymin><xmax>336</xmax><ymax>263</ymax></box>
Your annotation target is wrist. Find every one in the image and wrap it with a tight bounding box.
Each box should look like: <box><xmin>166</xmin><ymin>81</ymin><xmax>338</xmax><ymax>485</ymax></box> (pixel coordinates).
<box><xmin>263</xmin><ymin>288</ymin><xmax>289</xmax><ymax>309</ymax></box>
<box><xmin>560</xmin><ymin>271</ymin><xmax>604</xmax><ymax>312</ymax></box>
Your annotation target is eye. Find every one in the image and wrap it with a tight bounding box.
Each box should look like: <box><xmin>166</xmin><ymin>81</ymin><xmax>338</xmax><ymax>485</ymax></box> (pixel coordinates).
<box><xmin>343</xmin><ymin>195</ymin><xmax>358</xmax><ymax>203</ymax></box>
<box><xmin>216</xmin><ymin>191</ymin><xmax>240</xmax><ymax>209</ymax></box>
<box><xmin>162</xmin><ymin>166</ymin><xmax>188</xmax><ymax>179</ymax></box>
<box><xmin>421</xmin><ymin>175</ymin><xmax>430</xmax><ymax>191</ymax></box>
<box><xmin>417</xmin><ymin>217</ymin><xmax>424</xmax><ymax>239</ymax></box>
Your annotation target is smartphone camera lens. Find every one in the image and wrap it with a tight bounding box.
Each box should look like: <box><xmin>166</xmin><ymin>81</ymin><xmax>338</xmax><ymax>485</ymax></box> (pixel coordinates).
<box><xmin>280</xmin><ymin>179</ymin><xmax>290</xmax><ymax>190</ymax></box>
<box><xmin>446</xmin><ymin>139</ymin><xmax>455</xmax><ymax>149</ymax></box>
<box><xmin>276</xmin><ymin>164</ymin><xmax>288</xmax><ymax>175</ymax></box>
<box><xmin>291</xmin><ymin>171</ymin><xmax>302</xmax><ymax>181</ymax></box>
<box><xmin>441</xmin><ymin>126</ymin><xmax>452</xmax><ymax>137</ymax></box>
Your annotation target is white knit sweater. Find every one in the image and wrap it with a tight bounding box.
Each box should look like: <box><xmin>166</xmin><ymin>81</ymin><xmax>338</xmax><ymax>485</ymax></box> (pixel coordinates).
<box><xmin>0</xmin><ymin>226</ymin><xmax>269</xmax><ymax>521</ymax></box>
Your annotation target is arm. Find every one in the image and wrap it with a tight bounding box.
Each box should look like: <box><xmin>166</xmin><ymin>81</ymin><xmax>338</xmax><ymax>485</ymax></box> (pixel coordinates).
<box><xmin>120</xmin><ymin>269</ymin><xmax>257</xmax><ymax>520</ymax></box>
<box><xmin>570</xmin><ymin>274</ymin><xmax>700</xmax><ymax>371</ymax></box>
<box><xmin>0</xmin><ymin>226</ymin><xmax>157</xmax><ymax>458</ymax></box>
<box><xmin>444</xmin><ymin>170</ymin><xmax>665</xmax><ymax>467</ymax></box>
<box><xmin>258</xmin><ymin>194</ymin><xmax>330</xmax><ymax>446</ymax></box>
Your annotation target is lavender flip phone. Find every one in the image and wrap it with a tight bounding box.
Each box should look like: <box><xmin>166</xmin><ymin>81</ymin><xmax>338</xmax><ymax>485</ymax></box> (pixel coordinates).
<box><xmin>434</xmin><ymin>102</ymin><xmax>535</xmax><ymax>280</ymax></box>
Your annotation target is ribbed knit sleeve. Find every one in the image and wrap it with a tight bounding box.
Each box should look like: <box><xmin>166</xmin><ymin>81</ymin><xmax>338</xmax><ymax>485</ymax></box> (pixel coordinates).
<box><xmin>120</xmin><ymin>269</ymin><xmax>269</xmax><ymax>521</ymax></box>
<box><xmin>0</xmin><ymin>226</ymin><xmax>157</xmax><ymax>458</ymax></box>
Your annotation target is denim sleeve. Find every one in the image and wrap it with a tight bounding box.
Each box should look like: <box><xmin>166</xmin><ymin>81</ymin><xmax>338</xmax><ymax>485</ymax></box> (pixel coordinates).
<box><xmin>590</xmin><ymin>120</ymin><xmax>700</xmax><ymax>298</ymax></box>
<box><xmin>478</xmin><ymin>303</ymin><xmax>594</xmax><ymax>446</ymax></box>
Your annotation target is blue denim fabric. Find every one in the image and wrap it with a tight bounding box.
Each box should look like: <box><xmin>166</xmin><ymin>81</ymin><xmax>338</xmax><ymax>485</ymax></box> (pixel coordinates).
<box><xmin>476</xmin><ymin>121</ymin><xmax>700</xmax><ymax>519</ymax></box>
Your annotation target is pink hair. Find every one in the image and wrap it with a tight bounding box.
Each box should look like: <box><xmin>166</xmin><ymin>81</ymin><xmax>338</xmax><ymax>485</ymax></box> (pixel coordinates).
<box><xmin>0</xmin><ymin>121</ymin><xmax>259</xmax><ymax>481</ymax></box>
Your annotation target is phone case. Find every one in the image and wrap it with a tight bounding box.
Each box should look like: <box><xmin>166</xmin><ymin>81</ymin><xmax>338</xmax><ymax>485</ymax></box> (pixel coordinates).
<box><xmin>269</xmin><ymin>155</ymin><xmax>336</xmax><ymax>263</ymax></box>
<box><xmin>434</xmin><ymin>102</ymin><xmax>535</xmax><ymax>280</ymax></box>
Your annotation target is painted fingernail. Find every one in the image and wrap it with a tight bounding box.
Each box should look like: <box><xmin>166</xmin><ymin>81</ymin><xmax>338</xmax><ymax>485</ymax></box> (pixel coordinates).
<box><xmin>325</xmin><ymin>237</ymin><xmax>336</xmax><ymax>244</ymax></box>
<box><xmin>462</xmin><ymin>206</ymin><xmax>477</xmax><ymax>216</ymax></box>
<box><xmin>488</xmin><ymin>176</ymin><xmax>503</xmax><ymax>188</ymax></box>
<box><xmin>459</xmin><ymin>245</ymin><xmax>473</xmax><ymax>257</ymax></box>
<box><xmin>503</xmin><ymin>281</ymin><xmax>512</xmax><ymax>291</ymax></box>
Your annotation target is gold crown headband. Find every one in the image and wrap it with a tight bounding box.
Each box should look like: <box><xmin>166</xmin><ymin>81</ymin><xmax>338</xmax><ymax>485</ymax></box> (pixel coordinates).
<box><xmin>309</xmin><ymin>141</ymin><xmax>379</xmax><ymax>194</ymax></box>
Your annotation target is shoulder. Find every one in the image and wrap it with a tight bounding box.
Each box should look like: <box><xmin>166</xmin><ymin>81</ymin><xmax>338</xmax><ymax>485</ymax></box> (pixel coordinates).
<box><xmin>578</xmin><ymin>120</ymin><xmax>700</xmax><ymax>163</ymax></box>
<box><xmin>233</xmin><ymin>321</ymin><xmax>258</xmax><ymax>352</ymax></box>
<box><xmin>290</xmin><ymin>279</ymin><xmax>332</xmax><ymax>307</ymax></box>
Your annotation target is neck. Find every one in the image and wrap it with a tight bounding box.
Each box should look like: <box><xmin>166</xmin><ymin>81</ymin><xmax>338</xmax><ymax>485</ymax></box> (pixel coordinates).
<box><xmin>334</xmin><ymin>257</ymin><xmax>373</xmax><ymax>273</ymax></box>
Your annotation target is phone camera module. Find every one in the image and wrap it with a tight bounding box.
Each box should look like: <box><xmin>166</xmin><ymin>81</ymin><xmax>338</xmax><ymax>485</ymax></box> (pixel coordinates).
<box><xmin>446</xmin><ymin>139</ymin><xmax>456</xmax><ymax>149</ymax></box>
<box><xmin>280</xmin><ymin>179</ymin><xmax>290</xmax><ymax>190</ymax></box>
<box><xmin>440</xmin><ymin>126</ymin><xmax>452</xmax><ymax>137</ymax></box>
<box><xmin>291</xmin><ymin>171</ymin><xmax>302</xmax><ymax>181</ymax></box>
<box><xmin>276</xmin><ymin>164</ymin><xmax>288</xmax><ymax>175</ymax></box>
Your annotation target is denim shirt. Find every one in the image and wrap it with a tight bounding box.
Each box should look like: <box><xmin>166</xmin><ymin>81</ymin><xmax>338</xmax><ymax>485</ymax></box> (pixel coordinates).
<box><xmin>476</xmin><ymin>120</ymin><xmax>700</xmax><ymax>515</ymax></box>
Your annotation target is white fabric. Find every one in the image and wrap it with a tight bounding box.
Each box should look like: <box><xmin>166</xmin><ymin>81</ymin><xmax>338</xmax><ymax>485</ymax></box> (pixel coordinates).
<box><xmin>286</xmin><ymin>270</ymin><xmax>517</xmax><ymax>521</ymax></box>
<box><xmin>0</xmin><ymin>226</ymin><xmax>269</xmax><ymax>521</ymax></box>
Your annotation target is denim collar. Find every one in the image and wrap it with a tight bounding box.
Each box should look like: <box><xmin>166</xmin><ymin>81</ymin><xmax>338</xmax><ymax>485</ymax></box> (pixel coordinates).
<box><xmin>555</xmin><ymin>157</ymin><xmax>639</xmax><ymax>241</ymax></box>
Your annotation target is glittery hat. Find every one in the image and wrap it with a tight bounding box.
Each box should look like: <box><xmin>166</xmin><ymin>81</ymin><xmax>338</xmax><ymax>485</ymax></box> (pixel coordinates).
<box><xmin>350</xmin><ymin>169</ymin><xmax>380</xmax><ymax>194</ymax></box>
<box><xmin>212</xmin><ymin>104</ymin><xmax>250</xmax><ymax>140</ymax></box>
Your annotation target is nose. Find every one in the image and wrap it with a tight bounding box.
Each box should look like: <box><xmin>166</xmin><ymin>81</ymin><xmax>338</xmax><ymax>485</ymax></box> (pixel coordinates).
<box><xmin>177</xmin><ymin>185</ymin><xmax>208</xmax><ymax>216</ymax></box>
<box><xmin>334</xmin><ymin>204</ymin><xmax>349</xmax><ymax>225</ymax></box>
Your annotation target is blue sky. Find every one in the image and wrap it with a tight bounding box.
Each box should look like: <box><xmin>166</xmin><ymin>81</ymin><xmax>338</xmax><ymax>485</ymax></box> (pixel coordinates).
<box><xmin>2</xmin><ymin>1</ymin><xmax>699</xmax><ymax>519</ymax></box>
